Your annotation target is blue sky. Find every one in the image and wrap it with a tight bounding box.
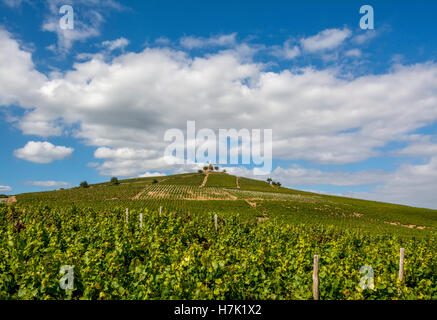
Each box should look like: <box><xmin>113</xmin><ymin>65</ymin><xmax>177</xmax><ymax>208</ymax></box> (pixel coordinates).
<box><xmin>1</xmin><ymin>0</ymin><xmax>437</xmax><ymax>209</ymax></box>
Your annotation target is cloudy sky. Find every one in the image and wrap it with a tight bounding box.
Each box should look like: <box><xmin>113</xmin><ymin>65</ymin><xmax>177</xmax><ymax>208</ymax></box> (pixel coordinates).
<box><xmin>1</xmin><ymin>0</ymin><xmax>437</xmax><ymax>209</ymax></box>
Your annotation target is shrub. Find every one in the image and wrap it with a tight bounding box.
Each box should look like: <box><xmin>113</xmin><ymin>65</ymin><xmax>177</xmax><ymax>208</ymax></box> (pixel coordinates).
<box><xmin>152</xmin><ymin>179</ymin><xmax>159</xmax><ymax>184</ymax></box>
<box><xmin>110</xmin><ymin>177</ymin><xmax>119</xmax><ymax>185</ymax></box>
<box><xmin>198</xmin><ymin>170</ymin><xmax>203</xmax><ymax>173</ymax></box>
<box><xmin>80</xmin><ymin>181</ymin><xmax>89</xmax><ymax>188</ymax></box>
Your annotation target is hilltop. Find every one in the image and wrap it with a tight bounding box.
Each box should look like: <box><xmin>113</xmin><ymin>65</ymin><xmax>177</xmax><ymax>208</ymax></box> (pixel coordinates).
<box><xmin>14</xmin><ymin>171</ymin><xmax>437</xmax><ymax>238</ymax></box>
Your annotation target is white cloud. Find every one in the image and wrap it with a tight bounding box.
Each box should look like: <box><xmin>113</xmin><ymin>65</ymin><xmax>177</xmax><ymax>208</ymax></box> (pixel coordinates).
<box><xmin>2</xmin><ymin>28</ymin><xmax>437</xmax><ymax>169</ymax></box>
<box><xmin>396</xmin><ymin>135</ymin><xmax>437</xmax><ymax>157</ymax></box>
<box><xmin>300</xmin><ymin>27</ymin><xmax>351</xmax><ymax>52</ymax></box>
<box><xmin>345</xmin><ymin>49</ymin><xmax>362</xmax><ymax>58</ymax></box>
<box><xmin>226</xmin><ymin>166</ymin><xmax>388</xmax><ymax>187</ymax></box>
<box><xmin>0</xmin><ymin>185</ymin><xmax>12</xmax><ymax>192</ymax></box>
<box><xmin>24</xmin><ymin>180</ymin><xmax>71</xmax><ymax>187</ymax></box>
<box><xmin>101</xmin><ymin>37</ymin><xmax>129</xmax><ymax>51</ymax></box>
<box><xmin>155</xmin><ymin>36</ymin><xmax>171</xmax><ymax>45</ymax></box>
<box><xmin>139</xmin><ymin>172</ymin><xmax>166</xmax><ymax>177</ymax></box>
<box><xmin>42</xmin><ymin>13</ymin><xmax>102</xmax><ymax>54</ymax></box>
<box><xmin>0</xmin><ymin>28</ymin><xmax>47</xmax><ymax>108</ymax></box>
<box><xmin>2</xmin><ymin>0</ymin><xmax>27</xmax><ymax>7</ymax></box>
<box><xmin>93</xmin><ymin>147</ymin><xmax>164</xmax><ymax>176</ymax></box>
<box><xmin>271</xmin><ymin>39</ymin><xmax>300</xmax><ymax>60</ymax></box>
<box><xmin>87</xmin><ymin>161</ymin><xmax>100</xmax><ymax>167</ymax></box>
<box><xmin>180</xmin><ymin>33</ymin><xmax>237</xmax><ymax>49</ymax></box>
<box><xmin>94</xmin><ymin>147</ymin><xmax>156</xmax><ymax>160</ymax></box>
<box><xmin>349</xmin><ymin>157</ymin><xmax>437</xmax><ymax>209</ymax></box>
<box><xmin>42</xmin><ymin>0</ymin><xmax>123</xmax><ymax>53</ymax></box>
<box><xmin>14</xmin><ymin>141</ymin><xmax>74</xmax><ymax>164</ymax></box>
<box><xmin>352</xmin><ymin>30</ymin><xmax>380</xmax><ymax>45</ymax></box>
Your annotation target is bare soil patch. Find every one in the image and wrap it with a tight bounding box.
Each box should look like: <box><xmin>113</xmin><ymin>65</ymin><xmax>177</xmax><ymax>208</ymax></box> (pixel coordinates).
<box><xmin>7</xmin><ymin>196</ymin><xmax>17</xmax><ymax>205</ymax></box>
<box><xmin>245</xmin><ymin>199</ymin><xmax>257</xmax><ymax>207</ymax></box>
<box><xmin>200</xmin><ymin>173</ymin><xmax>209</xmax><ymax>188</ymax></box>
<box><xmin>385</xmin><ymin>221</ymin><xmax>426</xmax><ymax>230</ymax></box>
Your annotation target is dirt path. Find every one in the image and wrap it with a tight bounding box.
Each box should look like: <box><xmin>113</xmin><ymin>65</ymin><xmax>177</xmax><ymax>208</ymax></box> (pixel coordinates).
<box><xmin>132</xmin><ymin>178</ymin><xmax>170</xmax><ymax>200</ymax></box>
<box><xmin>222</xmin><ymin>190</ymin><xmax>238</xmax><ymax>200</ymax></box>
<box><xmin>132</xmin><ymin>189</ymin><xmax>146</xmax><ymax>200</ymax></box>
<box><xmin>132</xmin><ymin>185</ymin><xmax>152</xmax><ymax>199</ymax></box>
<box><xmin>245</xmin><ymin>199</ymin><xmax>256</xmax><ymax>207</ymax></box>
<box><xmin>200</xmin><ymin>173</ymin><xmax>209</xmax><ymax>188</ymax></box>
<box><xmin>384</xmin><ymin>221</ymin><xmax>427</xmax><ymax>230</ymax></box>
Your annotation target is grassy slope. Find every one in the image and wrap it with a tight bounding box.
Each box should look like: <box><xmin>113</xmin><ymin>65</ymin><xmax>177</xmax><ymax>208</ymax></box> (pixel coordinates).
<box><xmin>14</xmin><ymin>172</ymin><xmax>437</xmax><ymax>238</ymax></box>
<box><xmin>205</xmin><ymin>173</ymin><xmax>237</xmax><ymax>188</ymax></box>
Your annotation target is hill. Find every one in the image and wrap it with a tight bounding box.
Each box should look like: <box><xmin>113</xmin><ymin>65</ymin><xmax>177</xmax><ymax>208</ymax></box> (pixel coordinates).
<box><xmin>14</xmin><ymin>172</ymin><xmax>437</xmax><ymax>238</ymax></box>
<box><xmin>1</xmin><ymin>171</ymin><xmax>436</xmax><ymax>299</ymax></box>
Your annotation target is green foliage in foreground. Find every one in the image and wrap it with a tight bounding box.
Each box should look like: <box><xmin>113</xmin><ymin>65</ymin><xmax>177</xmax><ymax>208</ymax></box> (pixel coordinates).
<box><xmin>0</xmin><ymin>203</ymin><xmax>436</xmax><ymax>300</ymax></box>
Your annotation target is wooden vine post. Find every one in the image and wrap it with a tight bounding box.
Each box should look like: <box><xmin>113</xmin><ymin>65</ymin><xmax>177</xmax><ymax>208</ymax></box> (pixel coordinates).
<box><xmin>139</xmin><ymin>212</ymin><xmax>143</xmax><ymax>229</ymax></box>
<box><xmin>214</xmin><ymin>214</ymin><xmax>218</xmax><ymax>232</ymax></box>
<box><xmin>125</xmin><ymin>208</ymin><xmax>129</xmax><ymax>223</ymax></box>
<box><xmin>159</xmin><ymin>206</ymin><xmax>162</xmax><ymax>216</ymax></box>
<box><xmin>313</xmin><ymin>255</ymin><xmax>319</xmax><ymax>300</ymax></box>
<box><xmin>399</xmin><ymin>248</ymin><xmax>405</xmax><ymax>281</ymax></box>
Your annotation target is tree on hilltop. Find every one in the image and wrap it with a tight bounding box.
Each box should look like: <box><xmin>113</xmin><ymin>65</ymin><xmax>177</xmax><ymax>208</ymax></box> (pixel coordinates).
<box><xmin>80</xmin><ymin>181</ymin><xmax>89</xmax><ymax>188</ymax></box>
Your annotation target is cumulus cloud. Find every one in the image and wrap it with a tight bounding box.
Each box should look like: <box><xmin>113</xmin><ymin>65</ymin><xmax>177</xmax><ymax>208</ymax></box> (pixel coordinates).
<box><xmin>300</xmin><ymin>27</ymin><xmax>351</xmax><ymax>52</ymax></box>
<box><xmin>93</xmin><ymin>147</ymin><xmax>164</xmax><ymax>176</ymax></box>
<box><xmin>180</xmin><ymin>33</ymin><xmax>237</xmax><ymax>49</ymax></box>
<box><xmin>226</xmin><ymin>166</ymin><xmax>388</xmax><ymax>187</ymax></box>
<box><xmin>352</xmin><ymin>29</ymin><xmax>381</xmax><ymax>45</ymax></box>
<box><xmin>155</xmin><ymin>36</ymin><xmax>171</xmax><ymax>46</ymax></box>
<box><xmin>42</xmin><ymin>0</ymin><xmax>123</xmax><ymax>53</ymax></box>
<box><xmin>271</xmin><ymin>39</ymin><xmax>300</xmax><ymax>60</ymax></box>
<box><xmin>396</xmin><ymin>135</ymin><xmax>437</xmax><ymax>157</ymax></box>
<box><xmin>345</xmin><ymin>49</ymin><xmax>361</xmax><ymax>58</ymax></box>
<box><xmin>24</xmin><ymin>180</ymin><xmax>71</xmax><ymax>187</ymax></box>
<box><xmin>2</xmin><ymin>28</ymin><xmax>437</xmax><ymax>170</ymax></box>
<box><xmin>14</xmin><ymin>141</ymin><xmax>74</xmax><ymax>163</ymax></box>
<box><xmin>349</xmin><ymin>157</ymin><xmax>437</xmax><ymax>209</ymax></box>
<box><xmin>0</xmin><ymin>28</ymin><xmax>47</xmax><ymax>108</ymax></box>
<box><xmin>139</xmin><ymin>172</ymin><xmax>166</xmax><ymax>177</ymax></box>
<box><xmin>101</xmin><ymin>37</ymin><xmax>129</xmax><ymax>51</ymax></box>
<box><xmin>0</xmin><ymin>185</ymin><xmax>12</xmax><ymax>192</ymax></box>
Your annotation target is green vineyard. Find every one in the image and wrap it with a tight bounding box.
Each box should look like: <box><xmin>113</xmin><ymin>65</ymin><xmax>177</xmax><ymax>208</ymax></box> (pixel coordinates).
<box><xmin>1</xmin><ymin>172</ymin><xmax>436</xmax><ymax>299</ymax></box>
